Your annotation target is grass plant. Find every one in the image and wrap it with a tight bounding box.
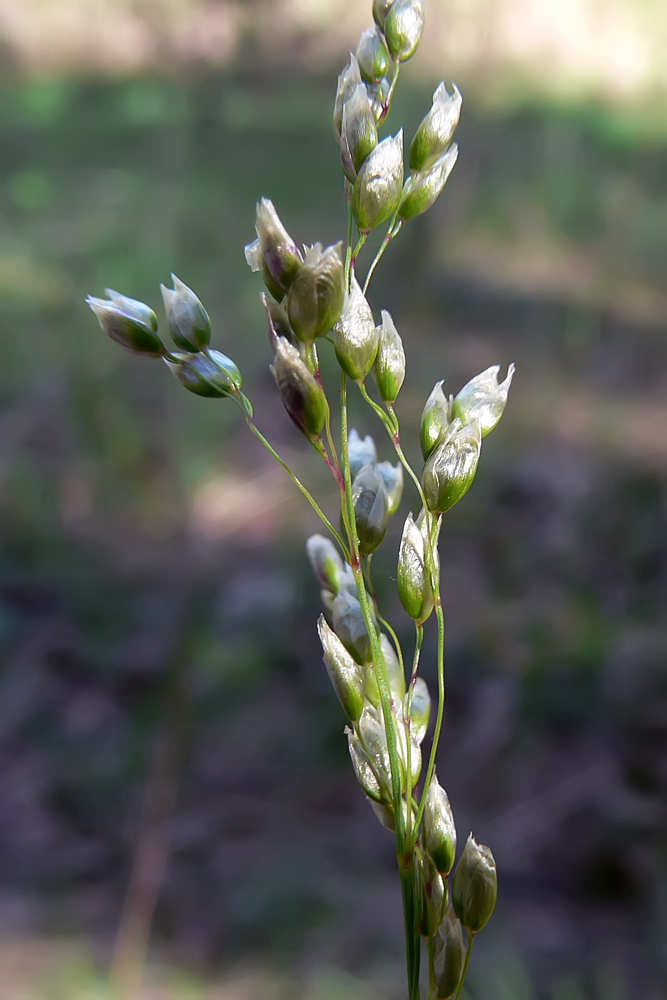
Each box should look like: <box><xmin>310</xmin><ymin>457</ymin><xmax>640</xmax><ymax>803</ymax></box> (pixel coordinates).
<box><xmin>87</xmin><ymin>2</ymin><xmax>514</xmax><ymax>996</ymax></box>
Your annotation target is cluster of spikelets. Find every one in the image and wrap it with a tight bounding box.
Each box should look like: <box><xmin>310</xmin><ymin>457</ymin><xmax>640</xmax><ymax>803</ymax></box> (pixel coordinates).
<box><xmin>305</xmin><ymin>420</ymin><xmax>508</xmax><ymax>1000</ymax></box>
<box><xmin>335</xmin><ymin>0</ymin><xmax>461</xmax><ymax>234</ymax></box>
<box><xmin>86</xmin><ymin>1</ymin><xmax>515</xmax><ymax>996</ymax></box>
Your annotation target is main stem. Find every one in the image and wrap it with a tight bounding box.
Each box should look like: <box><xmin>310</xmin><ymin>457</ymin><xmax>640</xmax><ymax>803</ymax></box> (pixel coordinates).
<box><xmin>400</xmin><ymin>856</ymin><xmax>421</xmax><ymax>1000</ymax></box>
<box><xmin>340</xmin><ymin>374</ymin><xmax>402</xmax><ymax>832</ymax></box>
<box><xmin>340</xmin><ymin>373</ymin><xmax>420</xmax><ymax>1000</ymax></box>
<box><xmin>415</xmin><ymin>593</ymin><xmax>446</xmax><ymax>837</ymax></box>
<box><xmin>354</xmin><ymin>385</ymin><xmax>447</xmax><ymax>851</ymax></box>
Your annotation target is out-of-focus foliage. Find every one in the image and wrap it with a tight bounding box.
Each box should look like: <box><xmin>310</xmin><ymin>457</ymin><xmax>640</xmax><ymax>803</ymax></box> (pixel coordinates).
<box><xmin>1</xmin><ymin>0</ymin><xmax>667</xmax><ymax>110</ymax></box>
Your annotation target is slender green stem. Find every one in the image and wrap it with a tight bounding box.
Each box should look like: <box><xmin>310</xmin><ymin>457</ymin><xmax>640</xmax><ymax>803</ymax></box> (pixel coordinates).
<box><xmin>358</xmin><ymin>381</ymin><xmax>397</xmax><ymax>437</ymax></box>
<box><xmin>453</xmin><ymin>935</ymin><xmax>474</xmax><ymax>1000</ymax></box>
<box><xmin>340</xmin><ymin>373</ymin><xmax>404</xmax><ymax>839</ymax></box>
<box><xmin>312</xmin><ymin>434</ymin><xmax>344</xmax><ymax>491</ymax></box>
<box><xmin>404</xmin><ymin>623</ymin><xmax>423</xmax><ymax>847</ymax></box>
<box><xmin>382</xmin><ymin>616</ymin><xmax>406</xmax><ymax>680</ymax></box>
<box><xmin>304</xmin><ymin>342</ymin><xmax>318</xmax><ymax>375</ymax></box>
<box><xmin>324</xmin><ymin>409</ymin><xmax>342</xmax><ymax>482</ymax></box>
<box><xmin>394</xmin><ymin>436</ymin><xmax>428</xmax><ymax>511</ymax></box>
<box><xmin>412</xmin><ymin>855</ymin><xmax>422</xmax><ymax>997</ymax></box>
<box><xmin>385</xmin><ymin>402</ymin><xmax>399</xmax><ymax>432</ymax></box>
<box><xmin>363</xmin><ymin>216</ymin><xmax>403</xmax><ymax>295</ymax></box>
<box><xmin>351</xmin><ymin>232</ymin><xmax>368</xmax><ymax>274</ymax></box>
<box><xmin>345</xmin><ymin>200</ymin><xmax>354</xmax><ymax>290</ymax></box>
<box><xmin>239</xmin><ymin>406</ymin><xmax>347</xmax><ymax>554</ymax></box>
<box><xmin>384</xmin><ymin>59</ymin><xmax>401</xmax><ymax>116</ymax></box>
<box><xmin>400</xmin><ymin>858</ymin><xmax>421</xmax><ymax>1000</ymax></box>
<box><xmin>357</xmin><ymin>391</ymin><xmax>422</xmax><ymax>515</ymax></box>
<box><xmin>410</xmin><ymin>624</ymin><xmax>424</xmax><ymax>687</ymax></box>
<box><xmin>414</xmin><ymin>593</ymin><xmax>445</xmax><ymax>839</ymax></box>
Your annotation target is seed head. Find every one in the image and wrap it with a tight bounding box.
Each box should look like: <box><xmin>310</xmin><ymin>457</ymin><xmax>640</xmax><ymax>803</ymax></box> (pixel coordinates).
<box><xmin>410</xmin><ymin>82</ymin><xmax>462</xmax><ymax>173</ymax></box>
<box><xmin>366</xmin><ymin>76</ymin><xmax>392</xmax><ymax>124</ymax></box>
<box><xmin>370</xmin><ymin>796</ymin><xmax>415</xmax><ymax>834</ymax></box>
<box><xmin>351</xmin><ymin>462</ymin><xmax>390</xmax><ymax>556</ymax></box>
<box><xmin>332</xmin><ymin>589</ymin><xmax>372</xmax><ymax>664</ymax></box>
<box><xmin>373</xmin><ymin>310</ymin><xmax>405</xmax><ymax>403</ymax></box>
<box><xmin>348</xmin><ymin>428</ymin><xmax>377</xmax><ymax>479</ymax></box>
<box><xmin>287</xmin><ymin>242</ymin><xmax>345</xmax><ymax>343</ymax></box>
<box><xmin>419</xmin><ymin>850</ymin><xmax>446</xmax><ymax>938</ymax></box>
<box><xmin>397</xmin><ymin>512</ymin><xmax>433</xmax><ymax>622</ymax></box>
<box><xmin>423</xmin><ymin>775</ymin><xmax>457</xmax><ymax>876</ymax></box>
<box><xmin>87</xmin><ymin>291</ymin><xmax>163</xmax><ymax>358</ymax></box>
<box><xmin>452</xmin><ymin>835</ymin><xmax>497</xmax><ymax>933</ymax></box>
<box><xmin>340</xmin><ymin>83</ymin><xmax>378</xmax><ymax>181</ymax></box>
<box><xmin>421</xmin><ymin>418</ymin><xmax>482</xmax><ymax>515</ymax></box>
<box><xmin>160</xmin><ymin>274</ymin><xmax>211</xmax><ymax>353</ymax></box>
<box><xmin>433</xmin><ymin>910</ymin><xmax>467</xmax><ymax>998</ymax></box>
<box><xmin>420</xmin><ymin>380</ymin><xmax>451</xmax><ymax>460</ymax></box>
<box><xmin>356</xmin><ymin>26</ymin><xmax>391</xmax><ymax>84</ymax></box>
<box><xmin>333</xmin><ymin>54</ymin><xmax>363</xmax><ymax>142</ymax></box>
<box><xmin>306</xmin><ymin>534</ymin><xmax>346</xmax><ymax>593</ymax></box>
<box><xmin>375</xmin><ymin>460</ymin><xmax>403</xmax><ymax>515</ymax></box>
<box><xmin>398</xmin><ymin>717</ymin><xmax>422</xmax><ymax>788</ymax></box>
<box><xmin>352</xmin><ymin>131</ymin><xmax>404</xmax><ymax>233</ymax></box>
<box><xmin>103</xmin><ymin>289</ymin><xmax>158</xmax><ymax>333</ymax></box>
<box><xmin>359</xmin><ymin>707</ymin><xmax>392</xmax><ymax>797</ymax></box>
<box><xmin>347</xmin><ymin>728</ymin><xmax>384</xmax><ymax>802</ymax></box>
<box><xmin>408</xmin><ymin>676</ymin><xmax>431</xmax><ymax>744</ymax></box>
<box><xmin>372</xmin><ymin>0</ymin><xmax>395</xmax><ymax>31</ymax></box>
<box><xmin>245</xmin><ymin>198</ymin><xmax>302</xmax><ymax>301</ymax></box>
<box><xmin>333</xmin><ymin>274</ymin><xmax>379</xmax><ymax>381</ymax></box>
<box><xmin>262</xmin><ymin>292</ymin><xmax>297</xmax><ymax>351</ymax></box>
<box><xmin>384</xmin><ymin>0</ymin><xmax>425</xmax><ymax>62</ymax></box>
<box><xmin>164</xmin><ymin>350</ymin><xmax>242</xmax><ymax>398</ymax></box>
<box><xmin>271</xmin><ymin>337</ymin><xmax>328</xmax><ymax>439</ymax></box>
<box><xmin>451</xmin><ymin>363</ymin><xmax>515</xmax><ymax>437</ymax></box>
<box><xmin>317</xmin><ymin>615</ymin><xmax>365</xmax><ymax>722</ymax></box>
<box><xmin>399</xmin><ymin>144</ymin><xmax>459</xmax><ymax>222</ymax></box>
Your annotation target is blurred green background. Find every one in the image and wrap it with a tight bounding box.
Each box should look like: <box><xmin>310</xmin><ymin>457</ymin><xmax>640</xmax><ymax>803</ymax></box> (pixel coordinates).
<box><xmin>0</xmin><ymin>0</ymin><xmax>666</xmax><ymax>997</ymax></box>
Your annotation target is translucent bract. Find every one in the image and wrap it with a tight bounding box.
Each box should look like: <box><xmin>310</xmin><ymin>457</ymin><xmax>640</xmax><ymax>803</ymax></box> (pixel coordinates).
<box><xmin>318</xmin><ymin>615</ymin><xmax>365</xmax><ymax>722</ymax></box>
<box><xmin>422</xmin><ymin>418</ymin><xmax>482</xmax><ymax>515</ymax></box>
<box><xmin>160</xmin><ymin>273</ymin><xmax>211</xmax><ymax>353</ymax></box>
<box><xmin>399</xmin><ymin>144</ymin><xmax>459</xmax><ymax>222</ymax></box>
<box><xmin>373</xmin><ymin>309</ymin><xmax>406</xmax><ymax>403</ymax></box>
<box><xmin>410</xmin><ymin>82</ymin><xmax>462</xmax><ymax>172</ymax></box>
<box><xmin>452</xmin><ymin>835</ymin><xmax>498</xmax><ymax>933</ymax></box>
<box><xmin>351</xmin><ymin>131</ymin><xmax>404</xmax><ymax>232</ymax></box>
<box><xmin>333</xmin><ymin>274</ymin><xmax>379</xmax><ymax>380</ymax></box>
<box><xmin>452</xmin><ymin>363</ymin><xmax>516</xmax><ymax>437</ymax></box>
